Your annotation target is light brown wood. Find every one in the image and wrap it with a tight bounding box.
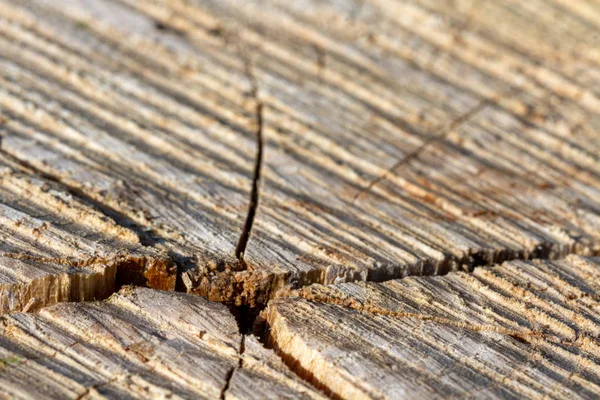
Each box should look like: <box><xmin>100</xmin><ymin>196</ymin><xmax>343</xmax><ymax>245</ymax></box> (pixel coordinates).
<box><xmin>227</xmin><ymin>336</ymin><xmax>327</xmax><ymax>400</ymax></box>
<box><xmin>0</xmin><ymin>0</ymin><xmax>597</xmax><ymax>306</ymax></box>
<box><xmin>265</xmin><ymin>255</ymin><xmax>600</xmax><ymax>399</ymax></box>
<box><xmin>0</xmin><ymin>286</ymin><xmax>326</xmax><ymax>399</ymax></box>
<box><xmin>0</xmin><ymin>153</ymin><xmax>175</xmax><ymax>314</ymax></box>
<box><xmin>0</xmin><ymin>0</ymin><xmax>261</xmax><ymax>304</ymax></box>
<box><xmin>204</xmin><ymin>0</ymin><xmax>600</xmax><ymax>288</ymax></box>
<box><xmin>0</xmin><ymin>0</ymin><xmax>598</xmax><ymax>398</ymax></box>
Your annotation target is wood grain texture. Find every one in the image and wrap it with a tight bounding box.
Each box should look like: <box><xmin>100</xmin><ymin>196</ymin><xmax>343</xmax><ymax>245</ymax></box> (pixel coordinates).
<box><xmin>0</xmin><ymin>0</ymin><xmax>598</xmax><ymax>306</ymax></box>
<box><xmin>0</xmin><ymin>286</ymin><xmax>325</xmax><ymax>400</ymax></box>
<box><xmin>265</xmin><ymin>255</ymin><xmax>600</xmax><ymax>399</ymax></box>
<box><xmin>226</xmin><ymin>335</ymin><xmax>327</xmax><ymax>400</ymax></box>
<box><xmin>0</xmin><ymin>0</ymin><xmax>261</xmax><ymax>304</ymax></box>
<box><xmin>198</xmin><ymin>0</ymin><xmax>600</xmax><ymax>287</ymax></box>
<box><xmin>0</xmin><ymin>1</ymin><xmax>598</xmax><ymax>397</ymax></box>
<box><xmin>0</xmin><ymin>153</ymin><xmax>175</xmax><ymax>314</ymax></box>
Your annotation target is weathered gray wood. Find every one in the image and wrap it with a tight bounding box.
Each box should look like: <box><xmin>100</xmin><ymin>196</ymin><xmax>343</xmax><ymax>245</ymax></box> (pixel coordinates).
<box><xmin>0</xmin><ymin>0</ymin><xmax>598</xmax><ymax>308</ymax></box>
<box><xmin>265</xmin><ymin>255</ymin><xmax>600</xmax><ymax>399</ymax></box>
<box><xmin>0</xmin><ymin>286</ymin><xmax>326</xmax><ymax>399</ymax></box>
<box><xmin>0</xmin><ymin>154</ymin><xmax>175</xmax><ymax>314</ymax></box>
<box><xmin>198</xmin><ymin>0</ymin><xmax>600</xmax><ymax>287</ymax></box>
<box><xmin>0</xmin><ymin>0</ymin><xmax>598</xmax><ymax>398</ymax></box>
<box><xmin>226</xmin><ymin>335</ymin><xmax>327</xmax><ymax>400</ymax></box>
<box><xmin>0</xmin><ymin>0</ymin><xmax>260</xmax><ymax>303</ymax></box>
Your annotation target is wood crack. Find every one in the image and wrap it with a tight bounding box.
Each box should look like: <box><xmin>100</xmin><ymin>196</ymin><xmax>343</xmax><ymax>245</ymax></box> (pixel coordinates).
<box><xmin>0</xmin><ymin>0</ymin><xmax>598</xmax><ymax>397</ymax></box>
<box><xmin>351</xmin><ymin>88</ymin><xmax>518</xmax><ymax>204</ymax></box>
<box><xmin>235</xmin><ymin>48</ymin><xmax>264</xmax><ymax>265</ymax></box>
<box><xmin>263</xmin><ymin>256</ymin><xmax>600</xmax><ymax>399</ymax></box>
<box><xmin>220</xmin><ymin>334</ymin><xmax>245</xmax><ymax>400</ymax></box>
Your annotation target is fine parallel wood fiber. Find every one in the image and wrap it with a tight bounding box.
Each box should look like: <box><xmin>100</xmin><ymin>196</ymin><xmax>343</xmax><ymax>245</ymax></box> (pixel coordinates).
<box><xmin>0</xmin><ymin>286</ymin><xmax>325</xmax><ymax>400</ymax></box>
<box><xmin>0</xmin><ymin>152</ymin><xmax>175</xmax><ymax>314</ymax></box>
<box><xmin>0</xmin><ymin>0</ymin><xmax>597</xmax><ymax>305</ymax></box>
<box><xmin>265</xmin><ymin>255</ymin><xmax>600</xmax><ymax>399</ymax></box>
<box><xmin>0</xmin><ymin>1</ymin><xmax>598</xmax><ymax>399</ymax></box>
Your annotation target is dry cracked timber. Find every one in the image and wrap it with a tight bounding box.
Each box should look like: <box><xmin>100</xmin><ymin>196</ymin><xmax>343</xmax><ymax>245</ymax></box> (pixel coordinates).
<box><xmin>265</xmin><ymin>256</ymin><xmax>600</xmax><ymax>399</ymax></box>
<box><xmin>0</xmin><ymin>0</ymin><xmax>599</xmax><ymax>398</ymax></box>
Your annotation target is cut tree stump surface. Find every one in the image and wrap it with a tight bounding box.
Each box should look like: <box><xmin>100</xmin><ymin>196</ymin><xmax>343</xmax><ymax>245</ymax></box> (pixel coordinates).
<box><xmin>0</xmin><ymin>0</ymin><xmax>598</xmax><ymax>398</ymax></box>
<box><xmin>0</xmin><ymin>286</ymin><xmax>325</xmax><ymax>400</ymax></box>
<box><xmin>0</xmin><ymin>0</ymin><xmax>597</xmax><ymax>305</ymax></box>
<box><xmin>266</xmin><ymin>255</ymin><xmax>600</xmax><ymax>399</ymax></box>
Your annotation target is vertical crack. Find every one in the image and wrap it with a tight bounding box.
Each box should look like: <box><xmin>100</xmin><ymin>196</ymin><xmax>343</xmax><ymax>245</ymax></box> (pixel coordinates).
<box><xmin>221</xmin><ymin>334</ymin><xmax>245</xmax><ymax>400</ymax></box>
<box><xmin>235</xmin><ymin>51</ymin><xmax>264</xmax><ymax>264</ymax></box>
<box><xmin>220</xmin><ymin>367</ymin><xmax>235</xmax><ymax>399</ymax></box>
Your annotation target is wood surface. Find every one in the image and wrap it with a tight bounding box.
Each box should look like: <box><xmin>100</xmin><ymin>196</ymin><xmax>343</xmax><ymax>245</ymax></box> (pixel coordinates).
<box><xmin>0</xmin><ymin>152</ymin><xmax>175</xmax><ymax>314</ymax></box>
<box><xmin>0</xmin><ymin>286</ymin><xmax>325</xmax><ymax>399</ymax></box>
<box><xmin>0</xmin><ymin>0</ymin><xmax>256</xmax><ymax>302</ymax></box>
<box><xmin>0</xmin><ymin>0</ymin><xmax>597</xmax><ymax>306</ymax></box>
<box><xmin>0</xmin><ymin>0</ymin><xmax>598</xmax><ymax>398</ymax></box>
<box><xmin>265</xmin><ymin>255</ymin><xmax>600</xmax><ymax>399</ymax></box>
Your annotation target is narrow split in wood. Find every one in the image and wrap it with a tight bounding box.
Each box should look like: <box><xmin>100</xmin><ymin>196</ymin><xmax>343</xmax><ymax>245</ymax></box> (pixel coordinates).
<box><xmin>0</xmin><ymin>286</ymin><xmax>326</xmax><ymax>399</ymax></box>
<box><xmin>235</xmin><ymin>58</ymin><xmax>264</xmax><ymax>264</ymax></box>
<box><xmin>264</xmin><ymin>255</ymin><xmax>600</xmax><ymax>399</ymax></box>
